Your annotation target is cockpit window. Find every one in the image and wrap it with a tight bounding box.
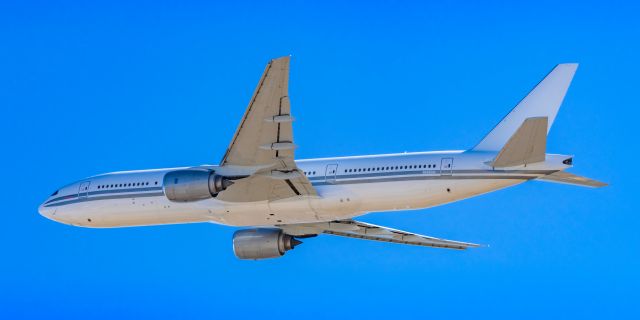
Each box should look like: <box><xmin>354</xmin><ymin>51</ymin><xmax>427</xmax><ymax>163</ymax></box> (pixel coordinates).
<box><xmin>50</xmin><ymin>190</ymin><xmax>59</xmax><ymax>196</ymax></box>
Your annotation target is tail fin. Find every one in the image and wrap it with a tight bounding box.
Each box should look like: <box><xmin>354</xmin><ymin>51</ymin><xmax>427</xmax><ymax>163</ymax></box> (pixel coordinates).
<box><xmin>473</xmin><ymin>64</ymin><xmax>578</xmax><ymax>151</ymax></box>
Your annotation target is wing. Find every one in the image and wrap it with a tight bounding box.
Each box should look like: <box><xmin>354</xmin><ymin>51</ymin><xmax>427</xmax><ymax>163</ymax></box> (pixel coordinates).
<box><xmin>217</xmin><ymin>56</ymin><xmax>316</xmax><ymax>202</ymax></box>
<box><xmin>279</xmin><ymin>220</ymin><xmax>481</xmax><ymax>250</ymax></box>
<box><xmin>216</xmin><ymin>173</ymin><xmax>317</xmax><ymax>202</ymax></box>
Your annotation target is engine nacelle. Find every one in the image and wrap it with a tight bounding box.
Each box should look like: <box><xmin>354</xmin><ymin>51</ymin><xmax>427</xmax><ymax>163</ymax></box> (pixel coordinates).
<box><xmin>163</xmin><ymin>169</ymin><xmax>232</xmax><ymax>202</ymax></box>
<box><xmin>232</xmin><ymin>229</ymin><xmax>302</xmax><ymax>260</ymax></box>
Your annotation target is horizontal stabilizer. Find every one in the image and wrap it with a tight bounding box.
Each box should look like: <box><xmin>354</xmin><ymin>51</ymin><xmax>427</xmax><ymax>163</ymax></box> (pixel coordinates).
<box><xmin>492</xmin><ymin>117</ymin><xmax>547</xmax><ymax>167</ymax></box>
<box><xmin>537</xmin><ymin>171</ymin><xmax>608</xmax><ymax>188</ymax></box>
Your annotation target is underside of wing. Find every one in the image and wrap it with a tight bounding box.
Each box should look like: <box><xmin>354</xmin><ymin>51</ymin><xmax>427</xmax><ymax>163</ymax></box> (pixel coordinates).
<box><xmin>216</xmin><ymin>171</ymin><xmax>317</xmax><ymax>202</ymax></box>
<box><xmin>279</xmin><ymin>220</ymin><xmax>481</xmax><ymax>250</ymax></box>
<box><xmin>217</xmin><ymin>57</ymin><xmax>316</xmax><ymax>202</ymax></box>
<box><xmin>221</xmin><ymin>56</ymin><xmax>296</xmax><ymax>168</ymax></box>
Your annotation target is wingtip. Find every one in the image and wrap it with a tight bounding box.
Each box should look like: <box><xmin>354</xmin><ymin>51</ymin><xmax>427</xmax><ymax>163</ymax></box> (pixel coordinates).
<box><xmin>556</xmin><ymin>63</ymin><xmax>579</xmax><ymax>71</ymax></box>
<box><xmin>271</xmin><ymin>55</ymin><xmax>291</xmax><ymax>62</ymax></box>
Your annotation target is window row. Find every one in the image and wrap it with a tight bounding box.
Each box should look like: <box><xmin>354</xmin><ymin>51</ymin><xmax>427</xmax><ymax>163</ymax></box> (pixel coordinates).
<box><xmin>97</xmin><ymin>181</ymin><xmax>158</xmax><ymax>189</ymax></box>
<box><xmin>303</xmin><ymin>171</ymin><xmax>317</xmax><ymax>176</ymax></box>
<box><xmin>344</xmin><ymin>164</ymin><xmax>438</xmax><ymax>173</ymax></box>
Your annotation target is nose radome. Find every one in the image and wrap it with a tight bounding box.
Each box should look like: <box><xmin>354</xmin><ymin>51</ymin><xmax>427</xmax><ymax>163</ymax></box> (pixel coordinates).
<box><xmin>38</xmin><ymin>203</ymin><xmax>54</xmax><ymax>219</ymax></box>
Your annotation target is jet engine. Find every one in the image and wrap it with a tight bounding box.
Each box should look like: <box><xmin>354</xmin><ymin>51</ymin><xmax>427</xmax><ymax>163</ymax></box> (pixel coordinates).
<box><xmin>232</xmin><ymin>229</ymin><xmax>302</xmax><ymax>260</ymax></box>
<box><xmin>163</xmin><ymin>169</ymin><xmax>233</xmax><ymax>202</ymax></box>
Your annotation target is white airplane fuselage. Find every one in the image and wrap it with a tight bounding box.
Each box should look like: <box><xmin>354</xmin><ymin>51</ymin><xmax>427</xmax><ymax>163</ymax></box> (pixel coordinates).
<box><xmin>39</xmin><ymin>150</ymin><xmax>571</xmax><ymax>228</ymax></box>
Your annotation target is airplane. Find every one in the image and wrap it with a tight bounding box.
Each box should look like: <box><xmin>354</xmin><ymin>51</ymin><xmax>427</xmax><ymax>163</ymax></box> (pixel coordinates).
<box><xmin>38</xmin><ymin>57</ymin><xmax>606</xmax><ymax>260</ymax></box>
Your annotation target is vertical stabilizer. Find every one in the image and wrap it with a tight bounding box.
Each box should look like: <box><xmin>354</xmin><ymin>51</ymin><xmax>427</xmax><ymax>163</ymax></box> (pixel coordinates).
<box><xmin>473</xmin><ymin>64</ymin><xmax>578</xmax><ymax>151</ymax></box>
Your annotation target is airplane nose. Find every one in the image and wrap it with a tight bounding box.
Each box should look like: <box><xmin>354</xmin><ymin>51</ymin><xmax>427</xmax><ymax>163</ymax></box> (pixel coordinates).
<box><xmin>38</xmin><ymin>203</ymin><xmax>55</xmax><ymax>220</ymax></box>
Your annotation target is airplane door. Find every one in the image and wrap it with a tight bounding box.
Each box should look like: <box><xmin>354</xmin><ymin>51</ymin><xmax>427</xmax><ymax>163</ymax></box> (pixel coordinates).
<box><xmin>78</xmin><ymin>181</ymin><xmax>91</xmax><ymax>199</ymax></box>
<box><xmin>440</xmin><ymin>158</ymin><xmax>453</xmax><ymax>176</ymax></box>
<box><xmin>325</xmin><ymin>164</ymin><xmax>338</xmax><ymax>184</ymax></box>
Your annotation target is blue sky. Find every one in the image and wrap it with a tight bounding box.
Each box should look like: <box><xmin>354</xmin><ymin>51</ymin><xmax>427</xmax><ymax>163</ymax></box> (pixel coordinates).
<box><xmin>2</xmin><ymin>0</ymin><xmax>639</xmax><ymax>318</ymax></box>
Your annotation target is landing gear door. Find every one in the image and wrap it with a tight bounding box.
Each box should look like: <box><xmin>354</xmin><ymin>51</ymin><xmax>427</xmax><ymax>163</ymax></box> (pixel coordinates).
<box><xmin>325</xmin><ymin>164</ymin><xmax>338</xmax><ymax>184</ymax></box>
<box><xmin>440</xmin><ymin>158</ymin><xmax>453</xmax><ymax>176</ymax></box>
<box><xmin>78</xmin><ymin>181</ymin><xmax>91</xmax><ymax>199</ymax></box>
